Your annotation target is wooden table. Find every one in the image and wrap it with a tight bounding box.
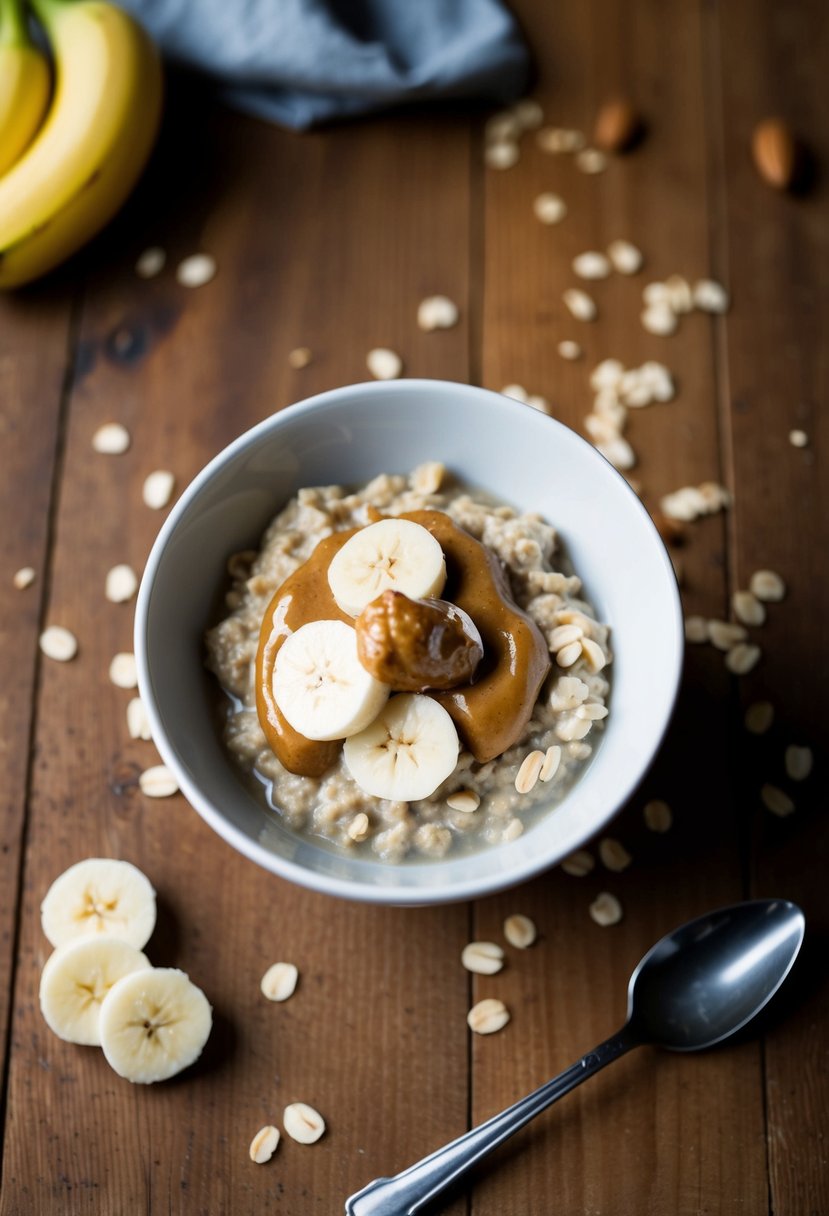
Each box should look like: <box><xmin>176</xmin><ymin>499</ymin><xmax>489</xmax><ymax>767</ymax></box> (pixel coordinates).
<box><xmin>1</xmin><ymin>1</ymin><xmax>826</xmax><ymax>1212</ymax></box>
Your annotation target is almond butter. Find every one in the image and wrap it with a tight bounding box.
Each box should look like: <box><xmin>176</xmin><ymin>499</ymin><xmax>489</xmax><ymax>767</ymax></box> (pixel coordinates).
<box><xmin>751</xmin><ymin>118</ymin><xmax>797</xmax><ymax>189</ymax></box>
<box><xmin>593</xmin><ymin>98</ymin><xmax>641</xmax><ymax>152</ymax></box>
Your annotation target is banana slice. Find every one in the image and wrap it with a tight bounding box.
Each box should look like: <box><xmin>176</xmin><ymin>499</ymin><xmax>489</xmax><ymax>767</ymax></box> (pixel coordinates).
<box><xmin>327</xmin><ymin>519</ymin><xmax>446</xmax><ymax>617</ymax></box>
<box><xmin>41</xmin><ymin>858</ymin><xmax>156</xmax><ymax>951</ymax></box>
<box><xmin>39</xmin><ymin>937</ymin><xmax>152</xmax><ymax>1046</ymax></box>
<box><xmin>343</xmin><ymin>693</ymin><xmax>460</xmax><ymax>801</ymax></box>
<box><xmin>99</xmin><ymin>967</ymin><xmax>212</xmax><ymax>1084</ymax></box>
<box><xmin>273</xmin><ymin>619</ymin><xmax>389</xmax><ymax>741</ymax></box>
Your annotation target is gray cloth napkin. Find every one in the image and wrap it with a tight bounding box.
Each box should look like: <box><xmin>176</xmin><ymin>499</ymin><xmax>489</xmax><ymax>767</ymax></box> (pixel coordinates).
<box><xmin>120</xmin><ymin>0</ymin><xmax>531</xmax><ymax>129</ymax></box>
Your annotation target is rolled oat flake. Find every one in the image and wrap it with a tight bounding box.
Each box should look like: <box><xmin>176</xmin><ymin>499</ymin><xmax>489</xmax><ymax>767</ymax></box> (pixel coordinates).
<box><xmin>503</xmin><ymin>914</ymin><xmax>537</xmax><ymax>949</ymax></box>
<box><xmin>461</xmin><ymin>942</ymin><xmax>504</xmax><ymax>975</ymax></box>
<box><xmin>283</xmin><ymin>1103</ymin><xmax>325</xmax><ymax>1144</ymax></box>
<box><xmin>39</xmin><ymin>625</ymin><xmax>78</xmax><ymax>662</ymax></box>
<box><xmin>139</xmin><ymin>765</ymin><xmax>179</xmax><ymax>798</ymax></box>
<box><xmin>467</xmin><ymin>998</ymin><xmax>510</xmax><ymax>1035</ymax></box>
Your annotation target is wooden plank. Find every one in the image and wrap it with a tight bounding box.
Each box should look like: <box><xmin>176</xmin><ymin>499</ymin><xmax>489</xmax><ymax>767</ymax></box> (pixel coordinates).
<box><xmin>0</xmin><ymin>90</ymin><xmax>473</xmax><ymax>1214</ymax></box>
<box><xmin>472</xmin><ymin>0</ymin><xmax>768</xmax><ymax>1211</ymax></box>
<box><xmin>712</xmin><ymin>2</ymin><xmax>829</xmax><ymax>1212</ymax></box>
<box><xmin>0</xmin><ymin>287</ymin><xmax>75</xmax><ymax>1100</ymax></box>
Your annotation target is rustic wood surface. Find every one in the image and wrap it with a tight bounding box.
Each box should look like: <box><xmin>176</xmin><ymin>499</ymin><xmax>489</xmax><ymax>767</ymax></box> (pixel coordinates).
<box><xmin>1</xmin><ymin>1</ymin><xmax>826</xmax><ymax>1213</ymax></box>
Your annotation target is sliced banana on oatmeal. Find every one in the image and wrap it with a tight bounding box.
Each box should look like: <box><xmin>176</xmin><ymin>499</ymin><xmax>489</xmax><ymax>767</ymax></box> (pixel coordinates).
<box><xmin>99</xmin><ymin>967</ymin><xmax>213</xmax><ymax>1084</ymax></box>
<box><xmin>273</xmin><ymin>619</ymin><xmax>389</xmax><ymax>741</ymax></box>
<box><xmin>39</xmin><ymin>936</ymin><xmax>152</xmax><ymax>1045</ymax></box>
<box><xmin>41</xmin><ymin>858</ymin><xmax>157</xmax><ymax>951</ymax></box>
<box><xmin>327</xmin><ymin>519</ymin><xmax>446</xmax><ymax>617</ymax></box>
<box><xmin>344</xmin><ymin>693</ymin><xmax>460</xmax><ymax>801</ymax></box>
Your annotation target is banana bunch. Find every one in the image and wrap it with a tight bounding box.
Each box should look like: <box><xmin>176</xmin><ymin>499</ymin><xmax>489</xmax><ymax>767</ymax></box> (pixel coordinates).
<box><xmin>0</xmin><ymin>0</ymin><xmax>162</xmax><ymax>289</ymax></box>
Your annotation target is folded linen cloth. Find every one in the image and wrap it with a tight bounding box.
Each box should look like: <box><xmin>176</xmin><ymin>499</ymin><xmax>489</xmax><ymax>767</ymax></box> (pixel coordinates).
<box><xmin>119</xmin><ymin>0</ymin><xmax>531</xmax><ymax>129</ymax></box>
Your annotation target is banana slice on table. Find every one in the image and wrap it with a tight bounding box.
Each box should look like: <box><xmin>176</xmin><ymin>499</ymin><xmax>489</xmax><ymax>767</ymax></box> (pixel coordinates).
<box><xmin>327</xmin><ymin>519</ymin><xmax>446</xmax><ymax>617</ymax></box>
<box><xmin>99</xmin><ymin>967</ymin><xmax>213</xmax><ymax>1084</ymax></box>
<box><xmin>273</xmin><ymin>619</ymin><xmax>389</xmax><ymax>741</ymax></box>
<box><xmin>39</xmin><ymin>936</ymin><xmax>152</xmax><ymax>1046</ymax></box>
<box><xmin>344</xmin><ymin>693</ymin><xmax>460</xmax><ymax>802</ymax></box>
<box><xmin>41</xmin><ymin>858</ymin><xmax>156</xmax><ymax>951</ymax></box>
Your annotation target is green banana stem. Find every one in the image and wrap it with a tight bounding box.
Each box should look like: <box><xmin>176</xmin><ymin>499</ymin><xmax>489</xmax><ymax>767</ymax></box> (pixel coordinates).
<box><xmin>0</xmin><ymin>0</ymin><xmax>32</xmax><ymax>47</ymax></box>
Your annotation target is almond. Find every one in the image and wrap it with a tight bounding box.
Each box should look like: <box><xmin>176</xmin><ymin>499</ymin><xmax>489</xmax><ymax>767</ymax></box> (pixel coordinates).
<box><xmin>593</xmin><ymin>98</ymin><xmax>641</xmax><ymax>152</ymax></box>
<box><xmin>751</xmin><ymin>118</ymin><xmax>796</xmax><ymax>189</ymax></box>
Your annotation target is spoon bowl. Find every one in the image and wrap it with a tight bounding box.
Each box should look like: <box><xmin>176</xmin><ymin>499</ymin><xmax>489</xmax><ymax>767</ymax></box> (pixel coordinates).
<box><xmin>627</xmin><ymin>898</ymin><xmax>806</xmax><ymax>1051</ymax></box>
<box><xmin>346</xmin><ymin>898</ymin><xmax>806</xmax><ymax>1215</ymax></box>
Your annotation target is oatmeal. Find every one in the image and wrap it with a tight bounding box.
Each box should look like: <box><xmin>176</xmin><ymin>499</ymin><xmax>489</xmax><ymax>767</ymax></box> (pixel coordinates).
<box><xmin>205</xmin><ymin>464</ymin><xmax>612</xmax><ymax>862</ymax></box>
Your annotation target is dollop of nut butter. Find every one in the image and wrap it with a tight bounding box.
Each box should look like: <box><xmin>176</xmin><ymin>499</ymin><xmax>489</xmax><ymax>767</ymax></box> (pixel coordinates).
<box><xmin>255</xmin><ymin>509</ymin><xmax>551</xmax><ymax>776</ymax></box>
<box><xmin>355</xmin><ymin>590</ymin><xmax>483</xmax><ymax>691</ymax></box>
<box><xmin>402</xmin><ymin>511</ymin><xmax>550</xmax><ymax>763</ymax></box>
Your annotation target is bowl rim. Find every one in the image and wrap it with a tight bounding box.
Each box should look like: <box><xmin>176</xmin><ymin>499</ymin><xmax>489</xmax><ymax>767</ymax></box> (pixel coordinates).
<box><xmin>135</xmin><ymin>378</ymin><xmax>684</xmax><ymax>904</ymax></box>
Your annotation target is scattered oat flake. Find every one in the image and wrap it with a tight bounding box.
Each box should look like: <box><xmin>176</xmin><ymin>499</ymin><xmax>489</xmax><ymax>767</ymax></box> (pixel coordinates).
<box><xmin>135</xmin><ymin>246</ymin><xmax>166</xmax><ymax>278</ymax></box>
<box><xmin>501</xmin><ymin>384</ymin><xmax>528</xmax><ymax>403</ymax></box>
<box><xmin>139</xmin><ymin>764</ymin><xmax>179</xmax><ymax>798</ymax></box>
<box><xmin>260</xmin><ymin>962</ymin><xmax>299</xmax><ymax>1002</ymax></box>
<box><xmin>142</xmin><ymin>470</ymin><xmax>176</xmax><ymax>510</ymax></box>
<box><xmin>732</xmin><ymin>590</ymin><xmax>765</xmax><ymax>627</ymax></box>
<box><xmin>607</xmin><ymin>239</ymin><xmax>643</xmax><ymax>275</ymax></box>
<box><xmin>347</xmin><ymin>811</ymin><xmax>369</xmax><ymax>841</ymax></box>
<box><xmin>417</xmin><ymin>295</ymin><xmax>459</xmax><ymax>332</ymax></box>
<box><xmin>526</xmin><ymin>394</ymin><xmax>550</xmax><ymax>414</ymax></box>
<box><xmin>249</xmin><ymin>1125</ymin><xmax>280</xmax><ymax>1164</ymax></box>
<box><xmin>561</xmin><ymin>848</ymin><xmax>594</xmax><ymax>877</ymax></box>
<box><xmin>664</xmin><ymin>275</ymin><xmax>694</xmax><ymax>314</ymax></box>
<box><xmin>557</xmin><ymin>340</ymin><xmax>582</xmax><ymax>361</ymax></box>
<box><xmin>504</xmin><ymin>914</ymin><xmax>536</xmax><ymax>949</ymax></box>
<box><xmin>641</xmin><ymin>303</ymin><xmax>678</xmax><ymax>336</ymax></box>
<box><xmin>485</xmin><ymin>112</ymin><xmax>520</xmax><ymax>143</ymax></box>
<box><xmin>176</xmin><ymin>253</ymin><xmax>217</xmax><ymax>288</ymax></box>
<box><xmin>761</xmin><ymin>784</ymin><xmax>794</xmax><ymax>817</ymax></box>
<box><xmin>447</xmin><ymin>789</ymin><xmax>480</xmax><ymax>813</ymax></box>
<box><xmin>599</xmin><ymin>837</ymin><xmax>632</xmax><ymax>872</ymax></box>
<box><xmin>366</xmin><ymin>348</ymin><xmax>402</xmax><ymax>380</ymax></box>
<box><xmin>288</xmin><ymin>346</ymin><xmax>312</xmax><ymax>369</ymax></box>
<box><xmin>745</xmin><ymin>701</ymin><xmax>774</xmax><ymax>735</ymax></box>
<box><xmin>684</xmin><ymin>616</ymin><xmax>708</xmax><ymax>644</ymax></box>
<box><xmin>515</xmin><ymin>751</ymin><xmax>544</xmax><ymax>795</ymax></box>
<box><xmin>788</xmin><ymin>429</ymin><xmax>809</xmax><ymax>448</ymax></box>
<box><xmin>537</xmin><ymin>126</ymin><xmax>585</xmax><ymax>153</ymax></box>
<box><xmin>749</xmin><ymin>570</ymin><xmax>786</xmax><ymax>602</ymax></box>
<box><xmin>13</xmin><ymin>566</ymin><xmax>35</xmax><ymax>589</ymax></box>
<box><xmin>573</xmin><ymin>251</ymin><xmax>611</xmax><ymax>280</ymax></box>
<box><xmin>283</xmin><ymin>1103</ymin><xmax>325</xmax><ymax>1145</ymax></box>
<box><xmin>533</xmin><ymin>192</ymin><xmax>567</xmax><ymax>224</ymax></box>
<box><xmin>708</xmin><ymin>621</ymin><xmax>748</xmax><ymax>651</ymax></box>
<box><xmin>590</xmin><ymin>892</ymin><xmax>623</xmax><ymax>926</ymax></box>
<box><xmin>693</xmin><ymin>279</ymin><xmax>729</xmax><ymax>313</ymax></box>
<box><xmin>109</xmin><ymin>652</ymin><xmax>138</xmax><ymax>689</ymax></box>
<box><xmin>725</xmin><ymin>642</ymin><xmax>761</xmax><ymax>675</ymax></box>
<box><xmin>644</xmin><ymin>800</ymin><xmax>673</xmax><ymax>832</ymax></box>
<box><xmin>563</xmin><ymin>289</ymin><xmax>597</xmax><ymax>321</ymax></box>
<box><xmin>467</xmin><ymin>998</ymin><xmax>510</xmax><ymax>1035</ymax></box>
<box><xmin>576</xmin><ymin>148</ymin><xmax>608</xmax><ymax>174</ymax></box>
<box><xmin>485</xmin><ymin>141</ymin><xmax>519</xmax><ymax>169</ymax></box>
<box><xmin>105</xmin><ymin>564</ymin><xmax>138</xmax><ymax>604</ymax></box>
<box><xmin>39</xmin><ymin>625</ymin><xmax>78</xmax><ymax>662</ymax></box>
<box><xmin>461</xmin><ymin>942</ymin><xmax>504</xmax><ymax>975</ymax></box>
<box><xmin>93</xmin><ymin>423</ymin><xmax>130</xmax><ymax>454</ymax></box>
<box><xmin>127</xmin><ymin>696</ymin><xmax>152</xmax><ymax>741</ymax></box>
<box><xmin>785</xmin><ymin>745</ymin><xmax>813</xmax><ymax>782</ymax></box>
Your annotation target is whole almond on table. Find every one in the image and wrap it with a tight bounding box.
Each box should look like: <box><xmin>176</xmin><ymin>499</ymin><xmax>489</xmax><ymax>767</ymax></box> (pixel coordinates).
<box><xmin>593</xmin><ymin>98</ymin><xmax>641</xmax><ymax>152</ymax></box>
<box><xmin>751</xmin><ymin>118</ymin><xmax>797</xmax><ymax>189</ymax></box>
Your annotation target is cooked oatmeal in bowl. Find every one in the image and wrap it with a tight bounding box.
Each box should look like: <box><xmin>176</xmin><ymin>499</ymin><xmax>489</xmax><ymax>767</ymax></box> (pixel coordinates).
<box><xmin>135</xmin><ymin>378</ymin><xmax>682</xmax><ymax>904</ymax></box>
<box><xmin>205</xmin><ymin>462</ymin><xmax>612</xmax><ymax>863</ymax></box>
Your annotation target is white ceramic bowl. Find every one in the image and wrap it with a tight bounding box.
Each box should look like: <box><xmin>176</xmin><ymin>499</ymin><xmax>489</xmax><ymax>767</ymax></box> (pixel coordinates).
<box><xmin>135</xmin><ymin>379</ymin><xmax>682</xmax><ymax>905</ymax></box>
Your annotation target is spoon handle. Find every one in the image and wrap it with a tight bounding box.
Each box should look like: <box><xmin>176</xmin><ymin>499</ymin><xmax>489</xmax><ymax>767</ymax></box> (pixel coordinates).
<box><xmin>345</xmin><ymin>1028</ymin><xmax>636</xmax><ymax>1216</ymax></box>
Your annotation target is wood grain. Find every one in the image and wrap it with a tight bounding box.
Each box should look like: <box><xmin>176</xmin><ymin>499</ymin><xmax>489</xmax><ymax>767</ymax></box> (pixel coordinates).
<box><xmin>0</xmin><ymin>286</ymin><xmax>76</xmax><ymax>1100</ymax></box>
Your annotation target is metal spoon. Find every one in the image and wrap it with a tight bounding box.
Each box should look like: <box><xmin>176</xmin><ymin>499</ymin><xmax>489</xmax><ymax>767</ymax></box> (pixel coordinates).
<box><xmin>345</xmin><ymin>898</ymin><xmax>805</xmax><ymax>1216</ymax></box>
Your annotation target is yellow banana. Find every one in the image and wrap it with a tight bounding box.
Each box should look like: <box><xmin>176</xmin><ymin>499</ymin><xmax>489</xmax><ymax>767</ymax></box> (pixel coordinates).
<box><xmin>0</xmin><ymin>0</ymin><xmax>51</xmax><ymax>175</ymax></box>
<box><xmin>0</xmin><ymin>0</ymin><xmax>162</xmax><ymax>289</ymax></box>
